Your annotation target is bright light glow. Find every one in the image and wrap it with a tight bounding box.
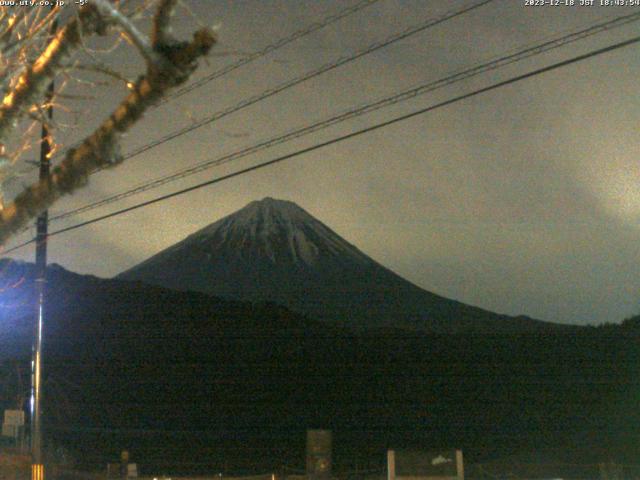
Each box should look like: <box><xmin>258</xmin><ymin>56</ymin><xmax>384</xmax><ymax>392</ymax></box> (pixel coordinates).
<box><xmin>576</xmin><ymin>149</ymin><xmax>640</xmax><ymax>225</ymax></box>
<box><xmin>592</xmin><ymin>167</ymin><xmax>640</xmax><ymax>222</ymax></box>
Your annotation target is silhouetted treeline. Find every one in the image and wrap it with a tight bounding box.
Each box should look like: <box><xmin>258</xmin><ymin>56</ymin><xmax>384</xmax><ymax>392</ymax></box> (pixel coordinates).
<box><xmin>0</xmin><ymin>261</ymin><xmax>637</xmax><ymax>474</ymax></box>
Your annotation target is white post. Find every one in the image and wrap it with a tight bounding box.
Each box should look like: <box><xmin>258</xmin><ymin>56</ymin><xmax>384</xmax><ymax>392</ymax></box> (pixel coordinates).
<box><xmin>387</xmin><ymin>450</ymin><xmax>395</xmax><ymax>480</ymax></box>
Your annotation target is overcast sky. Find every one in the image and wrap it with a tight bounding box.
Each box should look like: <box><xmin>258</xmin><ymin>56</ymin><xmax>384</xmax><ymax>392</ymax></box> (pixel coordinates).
<box><xmin>4</xmin><ymin>0</ymin><xmax>640</xmax><ymax>326</ymax></box>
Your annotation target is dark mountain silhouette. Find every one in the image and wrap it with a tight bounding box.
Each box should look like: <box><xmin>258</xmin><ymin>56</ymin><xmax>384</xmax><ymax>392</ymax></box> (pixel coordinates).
<box><xmin>0</xmin><ymin>260</ymin><xmax>637</xmax><ymax>476</ymax></box>
<box><xmin>118</xmin><ymin>198</ymin><xmax>571</xmax><ymax>334</ymax></box>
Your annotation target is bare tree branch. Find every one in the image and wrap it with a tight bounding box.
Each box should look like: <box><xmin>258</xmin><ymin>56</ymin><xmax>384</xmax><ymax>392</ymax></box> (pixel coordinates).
<box><xmin>2</xmin><ymin>7</ymin><xmax>61</xmax><ymax>57</ymax></box>
<box><xmin>0</xmin><ymin>7</ymin><xmax>216</xmax><ymax>245</ymax></box>
<box><xmin>92</xmin><ymin>0</ymin><xmax>160</xmax><ymax>66</ymax></box>
<box><xmin>67</xmin><ymin>62</ymin><xmax>134</xmax><ymax>88</ymax></box>
<box><xmin>0</xmin><ymin>12</ymin><xmax>26</xmax><ymax>51</ymax></box>
<box><xmin>0</xmin><ymin>5</ymin><xmax>108</xmax><ymax>144</ymax></box>
<box><xmin>152</xmin><ymin>0</ymin><xmax>178</xmax><ymax>47</ymax></box>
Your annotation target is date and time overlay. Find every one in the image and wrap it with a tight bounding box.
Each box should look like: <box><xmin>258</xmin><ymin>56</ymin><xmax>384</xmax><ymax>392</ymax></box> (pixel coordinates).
<box><xmin>526</xmin><ymin>0</ymin><xmax>640</xmax><ymax>6</ymax></box>
<box><xmin>0</xmin><ymin>0</ymin><xmax>86</xmax><ymax>6</ymax></box>
<box><xmin>2</xmin><ymin>0</ymin><xmax>640</xmax><ymax>9</ymax></box>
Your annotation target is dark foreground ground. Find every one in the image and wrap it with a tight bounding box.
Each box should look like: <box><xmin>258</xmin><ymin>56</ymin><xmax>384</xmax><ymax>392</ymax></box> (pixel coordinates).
<box><xmin>0</xmin><ymin>263</ymin><xmax>638</xmax><ymax>476</ymax></box>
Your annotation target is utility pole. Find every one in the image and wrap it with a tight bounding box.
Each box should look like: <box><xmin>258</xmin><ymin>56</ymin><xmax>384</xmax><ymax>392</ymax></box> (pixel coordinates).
<box><xmin>31</xmin><ymin>10</ymin><xmax>57</xmax><ymax>480</ymax></box>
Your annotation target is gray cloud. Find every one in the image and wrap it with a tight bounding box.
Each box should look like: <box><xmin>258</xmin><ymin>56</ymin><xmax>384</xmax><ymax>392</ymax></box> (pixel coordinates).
<box><xmin>6</xmin><ymin>0</ymin><xmax>640</xmax><ymax>325</ymax></box>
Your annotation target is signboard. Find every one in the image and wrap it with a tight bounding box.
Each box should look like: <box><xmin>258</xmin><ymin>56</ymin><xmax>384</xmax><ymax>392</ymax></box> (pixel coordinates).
<box><xmin>127</xmin><ymin>463</ymin><xmax>138</xmax><ymax>478</ymax></box>
<box><xmin>1</xmin><ymin>424</ymin><xmax>18</xmax><ymax>438</ymax></box>
<box><xmin>388</xmin><ymin>450</ymin><xmax>463</xmax><ymax>480</ymax></box>
<box><xmin>107</xmin><ymin>462</ymin><xmax>138</xmax><ymax>478</ymax></box>
<box><xmin>306</xmin><ymin>430</ymin><xmax>332</xmax><ymax>479</ymax></box>
<box><xmin>107</xmin><ymin>463</ymin><xmax>120</xmax><ymax>478</ymax></box>
<box><xmin>3</xmin><ymin>410</ymin><xmax>24</xmax><ymax>426</ymax></box>
<box><xmin>2</xmin><ymin>410</ymin><xmax>24</xmax><ymax>439</ymax></box>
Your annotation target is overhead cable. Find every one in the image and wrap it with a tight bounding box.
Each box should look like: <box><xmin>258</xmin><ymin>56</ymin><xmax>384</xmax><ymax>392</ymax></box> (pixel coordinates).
<box><xmin>4</xmin><ymin>32</ymin><xmax>637</xmax><ymax>255</ymax></box>
<box><xmin>48</xmin><ymin>10</ymin><xmax>640</xmax><ymax>223</ymax></box>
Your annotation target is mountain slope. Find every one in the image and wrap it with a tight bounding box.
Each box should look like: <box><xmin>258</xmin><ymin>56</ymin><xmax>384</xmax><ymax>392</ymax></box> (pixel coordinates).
<box><xmin>0</xmin><ymin>260</ymin><xmax>636</xmax><ymax>474</ymax></box>
<box><xmin>119</xmin><ymin>197</ymin><xmax>571</xmax><ymax>333</ymax></box>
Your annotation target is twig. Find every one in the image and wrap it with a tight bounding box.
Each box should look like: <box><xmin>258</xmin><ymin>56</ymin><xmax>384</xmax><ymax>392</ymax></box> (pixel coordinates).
<box><xmin>70</xmin><ymin>62</ymin><xmax>134</xmax><ymax>87</ymax></box>
<box><xmin>0</xmin><ymin>8</ymin><xmax>216</xmax><ymax>244</ymax></box>
<box><xmin>0</xmin><ymin>4</ymin><xmax>107</xmax><ymax>144</ymax></box>
<box><xmin>92</xmin><ymin>0</ymin><xmax>161</xmax><ymax>66</ymax></box>
<box><xmin>152</xmin><ymin>0</ymin><xmax>178</xmax><ymax>47</ymax></box>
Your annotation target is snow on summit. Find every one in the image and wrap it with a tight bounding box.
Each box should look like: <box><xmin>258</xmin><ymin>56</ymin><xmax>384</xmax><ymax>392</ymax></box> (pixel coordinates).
<box><xmin>181</xmin><ymin>197</ymin><xmax>370</xmax><ymax>267</ymax></box>
<box><xmin>118</xmin><ymin>198</ymin><xmax>567</xmax><ymax>333</ymax></box>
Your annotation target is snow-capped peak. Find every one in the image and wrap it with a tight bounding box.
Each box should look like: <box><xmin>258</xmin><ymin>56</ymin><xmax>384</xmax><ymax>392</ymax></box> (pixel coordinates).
<box><xmin>164</xmin><ymin>197</ymin><xmax>371</xmax><ymax>267</ymax></box>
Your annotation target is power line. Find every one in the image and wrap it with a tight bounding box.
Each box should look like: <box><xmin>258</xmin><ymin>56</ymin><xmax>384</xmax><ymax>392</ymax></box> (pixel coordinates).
<box><xmin>159</xmin><ymin>0</ymin><xmax>384</xmax><ymax>104</ymax></box>
<box><xmin>47</xmin><ymin>10</ymin><xmax>640</xmax><ymax>223</ymax></box>
<box><xmin>4</xmin><ymin>237</ymin><xmax>35</xmax><ymax>255</ymax></box>
<box><xmin>12</xmin><ymin>0</ymin><xmax>493</xmax><ymax>224</ymax></box>
<box><xmin>94</xmin><ymin>0</ymin><xmax>494</xmax><ymax>170</ymax></box>
<box><xmin>4</xmin><ymin>33</ymin><xmax>638</xmax><ymax>255</ymax></box>
<box><xmin>36</xmin><ymin>0</ymin><xmax>383</xmax><ymax>170</ymax></box>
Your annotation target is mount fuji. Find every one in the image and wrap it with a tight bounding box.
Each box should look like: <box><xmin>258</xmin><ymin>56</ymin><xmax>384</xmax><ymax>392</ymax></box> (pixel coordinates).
<box><xmin>118</xmin><ymin>197</ymin><xmax>569</xmax><ymax>333</ymax></box>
